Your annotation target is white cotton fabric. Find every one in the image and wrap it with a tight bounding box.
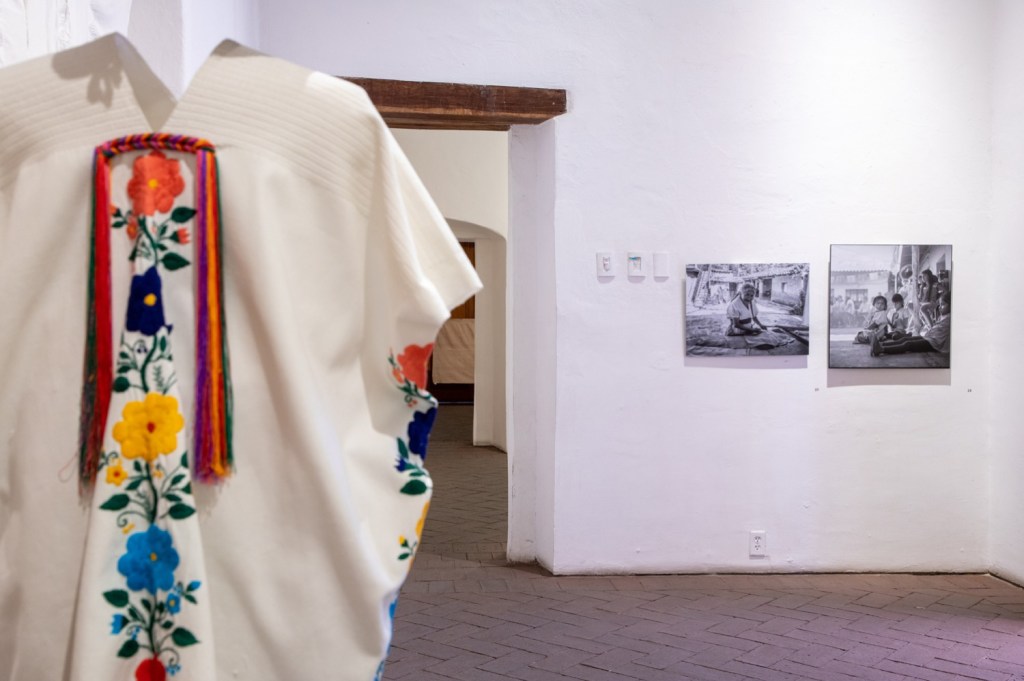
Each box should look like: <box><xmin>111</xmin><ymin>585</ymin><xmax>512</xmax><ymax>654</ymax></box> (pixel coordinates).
<box><xmin>0</xmin><ymin>34</ymin><xmax>481</xmax><ymax>681</ymax></box>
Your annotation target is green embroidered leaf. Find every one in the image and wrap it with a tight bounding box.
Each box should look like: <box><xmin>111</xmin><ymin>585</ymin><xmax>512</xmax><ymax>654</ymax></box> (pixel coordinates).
<box><xmin>400</xmin><ymin>479</ymin><xmax>429</xmax><ymax>496</ymax></box>
<box><xmin>161</xmin><ymin>252</ymin><xmax>190</xmax><ymax>271</ymax></box>
<box><xmin>103</xmin><ymin>589</ymin><xmax>129</xmax><ymax>607</ymax></box>
<box><xmin>168</xmin><ymin>504</ymin><xmax>196</xmax><ymax>519</ymax></box>
<box><xmin>183</xmin><ymin>593</ymin><xmax>197</xmax><ymax>604</ymax></box>
<box><xmin>159</xmin><ymin>336</ymin><xmax>167</xmax><ymax>352</ymax></box>
<box><xmin>163</xmin><ymin>620</ymin><xmax>174</xmax><ymax>629</ymax></box>
<box><xmin>181</xmin><ymin>452</ymin><xmax>189</xmax><ymax>469</ymax></box>
<box><xmin>125</xmin><ymin>478</ymin><xmax>144</xmax><ymax>491</ymax></box>
<box><xmin>398</xmin><ymin>553</ymin><xmax>411</xmax><ymax>560</ymax></box>
<box><xmin>165</xmin><ymin>493</ymin><xmax>182</xmax><ymax>503</ymax></box>
<box><xmin>171</xmin><ymin>627</ymin><xmax>200</xmax><ymax>647</ymax></box>
<box><xmin>112</xmin><ymin>220</ymin><xmax>124</xmax><ymax>229</ymax></box>
<box><xmin>117</xmin><ymin>639</ymin><xmax>140</xmax><ymax>658</ymax></box>
<box><xmin>113</xmin><ymin>376</ymin><xmax>131</xmax><ymax>393</ymax></box>
<box><xmin>171</xmin><ymin>207</ymin><xmax>197</xmax><ymax>223</ymax></box>
<box><xmin>170</xmin><ymin>473</ymin><xmax>186</xmax><ymax>487</ymax></box>
<box><xmin>99</xmin><ymin>494</ymin><xmax>130</xmax><ymax>511</ymax></box>
<box><xmin>397</xmin><ymin>438</ymin><xmax>409</xmax><ymax>459</ymax></box>
<box><xmin>141</xmin><ymin>598</ymin><xmax>152</xmax><ymax>612</ymax></box>
<box><xmin>183</xmin><ymin>483</ymin><xmax>193</xmax><ymax>493</ymax></box>
<box><xmin>134</xmin><ymin>461</ymin><xmax>142</xmax><ymax>473</ymax></box>
<box><xmin>117</xmin><ymin>365</ymin><xmax>132</xmax><ymax>374</ymax></box>
<box><xmin>128</xmin><ymin>605</ymin><xmax>143</xmax><ymax>622</ymax></box>
<box><xmin>119</xmin><ymin>351</ymin><xmax>130</xmax><ymax>360</ymax></box>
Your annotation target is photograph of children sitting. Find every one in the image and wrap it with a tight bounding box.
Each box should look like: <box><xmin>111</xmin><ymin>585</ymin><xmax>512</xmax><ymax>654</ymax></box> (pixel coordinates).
<box><xmin>829</xmin><ymin>244</ymin><xmax>951</xmax><ymax>369</ymax></box>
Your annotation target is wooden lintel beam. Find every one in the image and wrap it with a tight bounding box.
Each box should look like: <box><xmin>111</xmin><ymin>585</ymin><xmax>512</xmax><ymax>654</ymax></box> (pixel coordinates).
<box><xmin>342</xmin><ymin>77</ymin><xmax>567</xmax><ymax>131</ymax></box>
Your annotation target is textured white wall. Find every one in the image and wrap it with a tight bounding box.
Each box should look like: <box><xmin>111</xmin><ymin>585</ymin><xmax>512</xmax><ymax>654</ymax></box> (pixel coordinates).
<box><xmin>990</xmin><ymin>0</ymin><xmax>1024</xmax><ymax>586</ymax></box>
<box><xmin>258</xmin><ymin>0</ymin><xmax>998</xmax><ymax>574</ymax></box>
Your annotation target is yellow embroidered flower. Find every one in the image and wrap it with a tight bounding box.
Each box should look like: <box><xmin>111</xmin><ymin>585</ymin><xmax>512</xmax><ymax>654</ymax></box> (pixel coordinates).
<box><xmin>112</xmin><ymin>393</ymin><xmax>184</xmax><ymax>462</ymax></box>
<box><xmin>415</xmin><ymin>501</ymin><xmax>430</xmax><ymax>540</ymax></box>
<box><xmin>105</xmin><ymin>461</ymin><xmax>128</xmax><ymax>486</ymax></box>
<box><xmin>398</xmin><ymin>535</ymin><xmax>407</xmax><ymax>545</ymax></box>
<box><xmin>122</xmin><ymin>523</ymin><xmax>136</xmax><ymax>535</ymax></box>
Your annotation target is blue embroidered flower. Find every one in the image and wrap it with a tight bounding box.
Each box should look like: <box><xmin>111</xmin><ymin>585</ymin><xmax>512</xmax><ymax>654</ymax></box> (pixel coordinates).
<box><xmin>394</xmin><ymin>455</ymin><xmax>410</xmax><ymax>473</ymax></box>
<box><xmin>167</xmin><ymin>663</ymin><xmax>181</xmax><ymax>676</ymax></box>
<box><xmin>407</xmin><ymin>407</ymin><xmax>437</xmax><ymax>458</ymax></box>
<box><xmin>110</xmin><ymin>613</ymin><xmax>127</xmax><ymax>634</ymax></box>
<box><xmin>125</xmin><ymin>267</ymin><xmax>166</xmax><ymax>336</ymax></box>
<box><xmin>117</xmin><ymin>525</ymin><xmax>180</xmax><ymax>594</ymax></box>
<box><xmin>166</xmin><ymin>590</ymin><xmax>181</xmax><ymax>614</ymax></box>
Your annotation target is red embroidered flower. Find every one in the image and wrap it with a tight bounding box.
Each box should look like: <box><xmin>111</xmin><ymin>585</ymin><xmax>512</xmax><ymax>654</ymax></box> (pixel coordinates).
<box><xmin>127</xmin><ymin>151</ymin><xmax>185</xmax><ymax>216</ymax></box>
<box><xmin>174</xmin><ymin>228</ymin><xmax>190</xmax><ymax>245</ymax></box>
<box><xmin>135</xmin><ymin>657</ymin><xmax>166</xmax><ymax>681</ymax></box>
<box><xmin>398</xmin><ymin>343</ymin><xmax>433</xmax><ymax>389</ymax></box>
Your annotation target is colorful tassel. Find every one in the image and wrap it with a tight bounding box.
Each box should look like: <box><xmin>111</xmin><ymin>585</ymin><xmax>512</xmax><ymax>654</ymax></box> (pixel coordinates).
<box><xmin>79</xmin><ymin>134</ymin><xmax>233</xmax><ymax>490</ymax></box>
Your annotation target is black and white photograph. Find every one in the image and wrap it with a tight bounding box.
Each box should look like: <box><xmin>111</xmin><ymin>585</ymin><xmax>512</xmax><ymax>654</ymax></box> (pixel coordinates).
<box><xmin>685</xmin><ymin>263</ymin><xmax>810</xmax><ymax>357</ymax></box>
<box><xmin>829</xmin><ymin>244</ymin><xmax>952</xmax><ymax>369</ymax></box>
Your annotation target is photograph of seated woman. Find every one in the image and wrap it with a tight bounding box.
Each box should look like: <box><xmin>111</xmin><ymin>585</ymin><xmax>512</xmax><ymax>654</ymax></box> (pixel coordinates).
<box><xmin>871</xmin><ymin>292</ymin><xmax>951</xmax><ymax>357</ymax></box>
<box><xmin>726</xmin><ymin>283</ymin><xmax>768</xmax><ymax>336</ymax></box>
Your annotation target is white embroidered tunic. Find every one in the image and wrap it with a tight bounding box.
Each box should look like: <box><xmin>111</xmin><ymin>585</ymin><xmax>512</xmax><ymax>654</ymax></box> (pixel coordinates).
<box><xmin>0</xmin><ymin>34</ymin><xmax>481</xmax><ymax>681</ymax></box>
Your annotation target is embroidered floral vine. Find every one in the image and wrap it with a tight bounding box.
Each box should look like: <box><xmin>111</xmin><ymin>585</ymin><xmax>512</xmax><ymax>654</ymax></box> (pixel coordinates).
<box><xmin>389</xmin><ymin>344</ymin><xmax>437</xmax><ymax>497</ymax></box>
<box><xmin>94</xmin><ymin>149</ymin><xmax>203</xmax><ymax>679</ymax></box>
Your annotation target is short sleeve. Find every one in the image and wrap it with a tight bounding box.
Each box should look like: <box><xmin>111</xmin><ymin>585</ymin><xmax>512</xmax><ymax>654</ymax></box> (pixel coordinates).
<box><xmin>361</xmin><ymin>117</ymin><xmax>482</xmax><ymax>439</ymax></box>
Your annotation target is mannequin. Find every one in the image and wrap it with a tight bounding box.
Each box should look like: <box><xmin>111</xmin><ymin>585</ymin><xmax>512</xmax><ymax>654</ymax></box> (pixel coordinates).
<box><xmin>0</xmin><ymin>0</ymin><xmax>132</xmax><ymax>66</ymax></box>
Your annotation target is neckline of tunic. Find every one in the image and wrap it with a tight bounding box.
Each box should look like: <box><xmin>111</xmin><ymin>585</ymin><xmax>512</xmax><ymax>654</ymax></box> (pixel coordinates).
<box><xmin>82</xmin><ymin>33</ymin><xmax>240</xmax><ymax>132</ymax></box>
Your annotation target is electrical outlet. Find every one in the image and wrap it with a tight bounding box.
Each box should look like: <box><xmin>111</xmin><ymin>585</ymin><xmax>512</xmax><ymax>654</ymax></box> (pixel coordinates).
<box><xmin>749</xmin><ymin>530</ymin><xmax>767</xmax><ymax>557</ymax></box>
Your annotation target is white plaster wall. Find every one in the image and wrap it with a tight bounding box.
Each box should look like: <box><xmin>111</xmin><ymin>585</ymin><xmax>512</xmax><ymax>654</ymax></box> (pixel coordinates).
<box><xmin>989</xmin><ymin>0</ymin><xmax>1024</xmax><ymax>586</ymax></box>
<box><xmin>257</xmin><ymin>0</ymin><xmax>996</xmax><ymax>573</ymax></box>
<box><xmin>181</xmin><ymin>0</ymin><xmax>259</xmax><ymax>88</ymax></box>
<box><xmin>127</xmin><ymin>0</ymin><xmax>184</xmax><ymax>97</ymax></box>
<box><xmin>391</xmin><ymin>130</ymin><xmax>508</xmax><ymax>240</ymax></box>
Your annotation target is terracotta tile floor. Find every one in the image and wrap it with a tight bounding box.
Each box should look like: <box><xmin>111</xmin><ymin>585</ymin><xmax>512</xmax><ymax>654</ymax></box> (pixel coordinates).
<box><xmin>384</xmin><ymin>406</ymin><xmax>1024</xmax><ymax>680</ymax></box>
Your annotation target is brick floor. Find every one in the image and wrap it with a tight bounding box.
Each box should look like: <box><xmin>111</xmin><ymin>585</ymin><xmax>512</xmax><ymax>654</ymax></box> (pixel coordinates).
<box><xmin>384</xmin><ymin>406</ymin><xmax>1024</xmax><ymax>680</ymax></box>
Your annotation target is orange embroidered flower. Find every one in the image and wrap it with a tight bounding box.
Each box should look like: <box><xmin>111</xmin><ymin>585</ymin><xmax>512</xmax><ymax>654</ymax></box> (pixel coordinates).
<box><xmin>398</xmin><ymin>343</ymin><xmax>433</xmax><ymax>389</ymax></box>
<box><xmin>127</xmin><ymin>151</ymin><xmax>185</xmax><ymax>216</ymax></box>
<box><xmin>126</xmin><ymin>215</ymin><xmax>139</xmax><ymax>242</ymax></box>
<box><xmin>175</xmin><ymin>228</ymin><xmax>190</xmax><ymax>244</ymax></box>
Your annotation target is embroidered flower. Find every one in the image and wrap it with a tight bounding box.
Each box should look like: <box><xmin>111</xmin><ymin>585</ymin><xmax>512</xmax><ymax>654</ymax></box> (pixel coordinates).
<box><xmin>126</xmin><ymin>214</ymin><xmax>139</xmax><ymax>242</ymax></box>
<box><xmin>110</xmin><ymin>613</ymin><xmax>128</xmax><ymax>634</ymax></box>
<box><xmin>135</xmin><ymin>656</ymin><xmax>168</xmax><ymax>681</ymax></box>
<box><xmin>407</xmin><ymin>407</ymin><xmax>437</xmax><ymax>458</ymax></box>
<box><xmin>416</xmin><ymin>501</ymin><xmax>430</xmax><ymax>540</ymax></box>
<box><xmin>166</xmin><ymin>589</ymin><xmax>181</xmax><ymax>614</ymax></box>
<box><xmin>123</xmin><ymin>522</ymin><xmax>136</xmax><ymax>535</ymax></box>
<box><xmin>398</xmin><ymin>343</ymin><xmax>433</xmax><ymax>389</ymax></box>
<box><xmin>166</xmin><ymin>663</ymin><xmax>181</xmax><ymax>676</ymax></box>
<box><xmin>172</xmin><ymin>228</ymin><xmax>190</xmax><ymax>244</ymax></box>
<box><xmin>128</xmin><ymin>151</ymin><xmax>185</xmax><ymax>216</ymax></box>
<box><xmin>112</xmin><ymin>393</ymin><xmax>184</xmax><ymax>462</ymax></box>
<box><xmin>117</xmin><ymin>526</ymin><xmax>180</xmax><ymax>594</ymax></box>
<box><xmin>106</xmin><ymin>461</ymin><xmax>128</xmax><ymax>486</ymax></box>
<box><xmin>125</xmin><ymin>267</ymin><xmax>166</xmax><ymax>336</ymax></box>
